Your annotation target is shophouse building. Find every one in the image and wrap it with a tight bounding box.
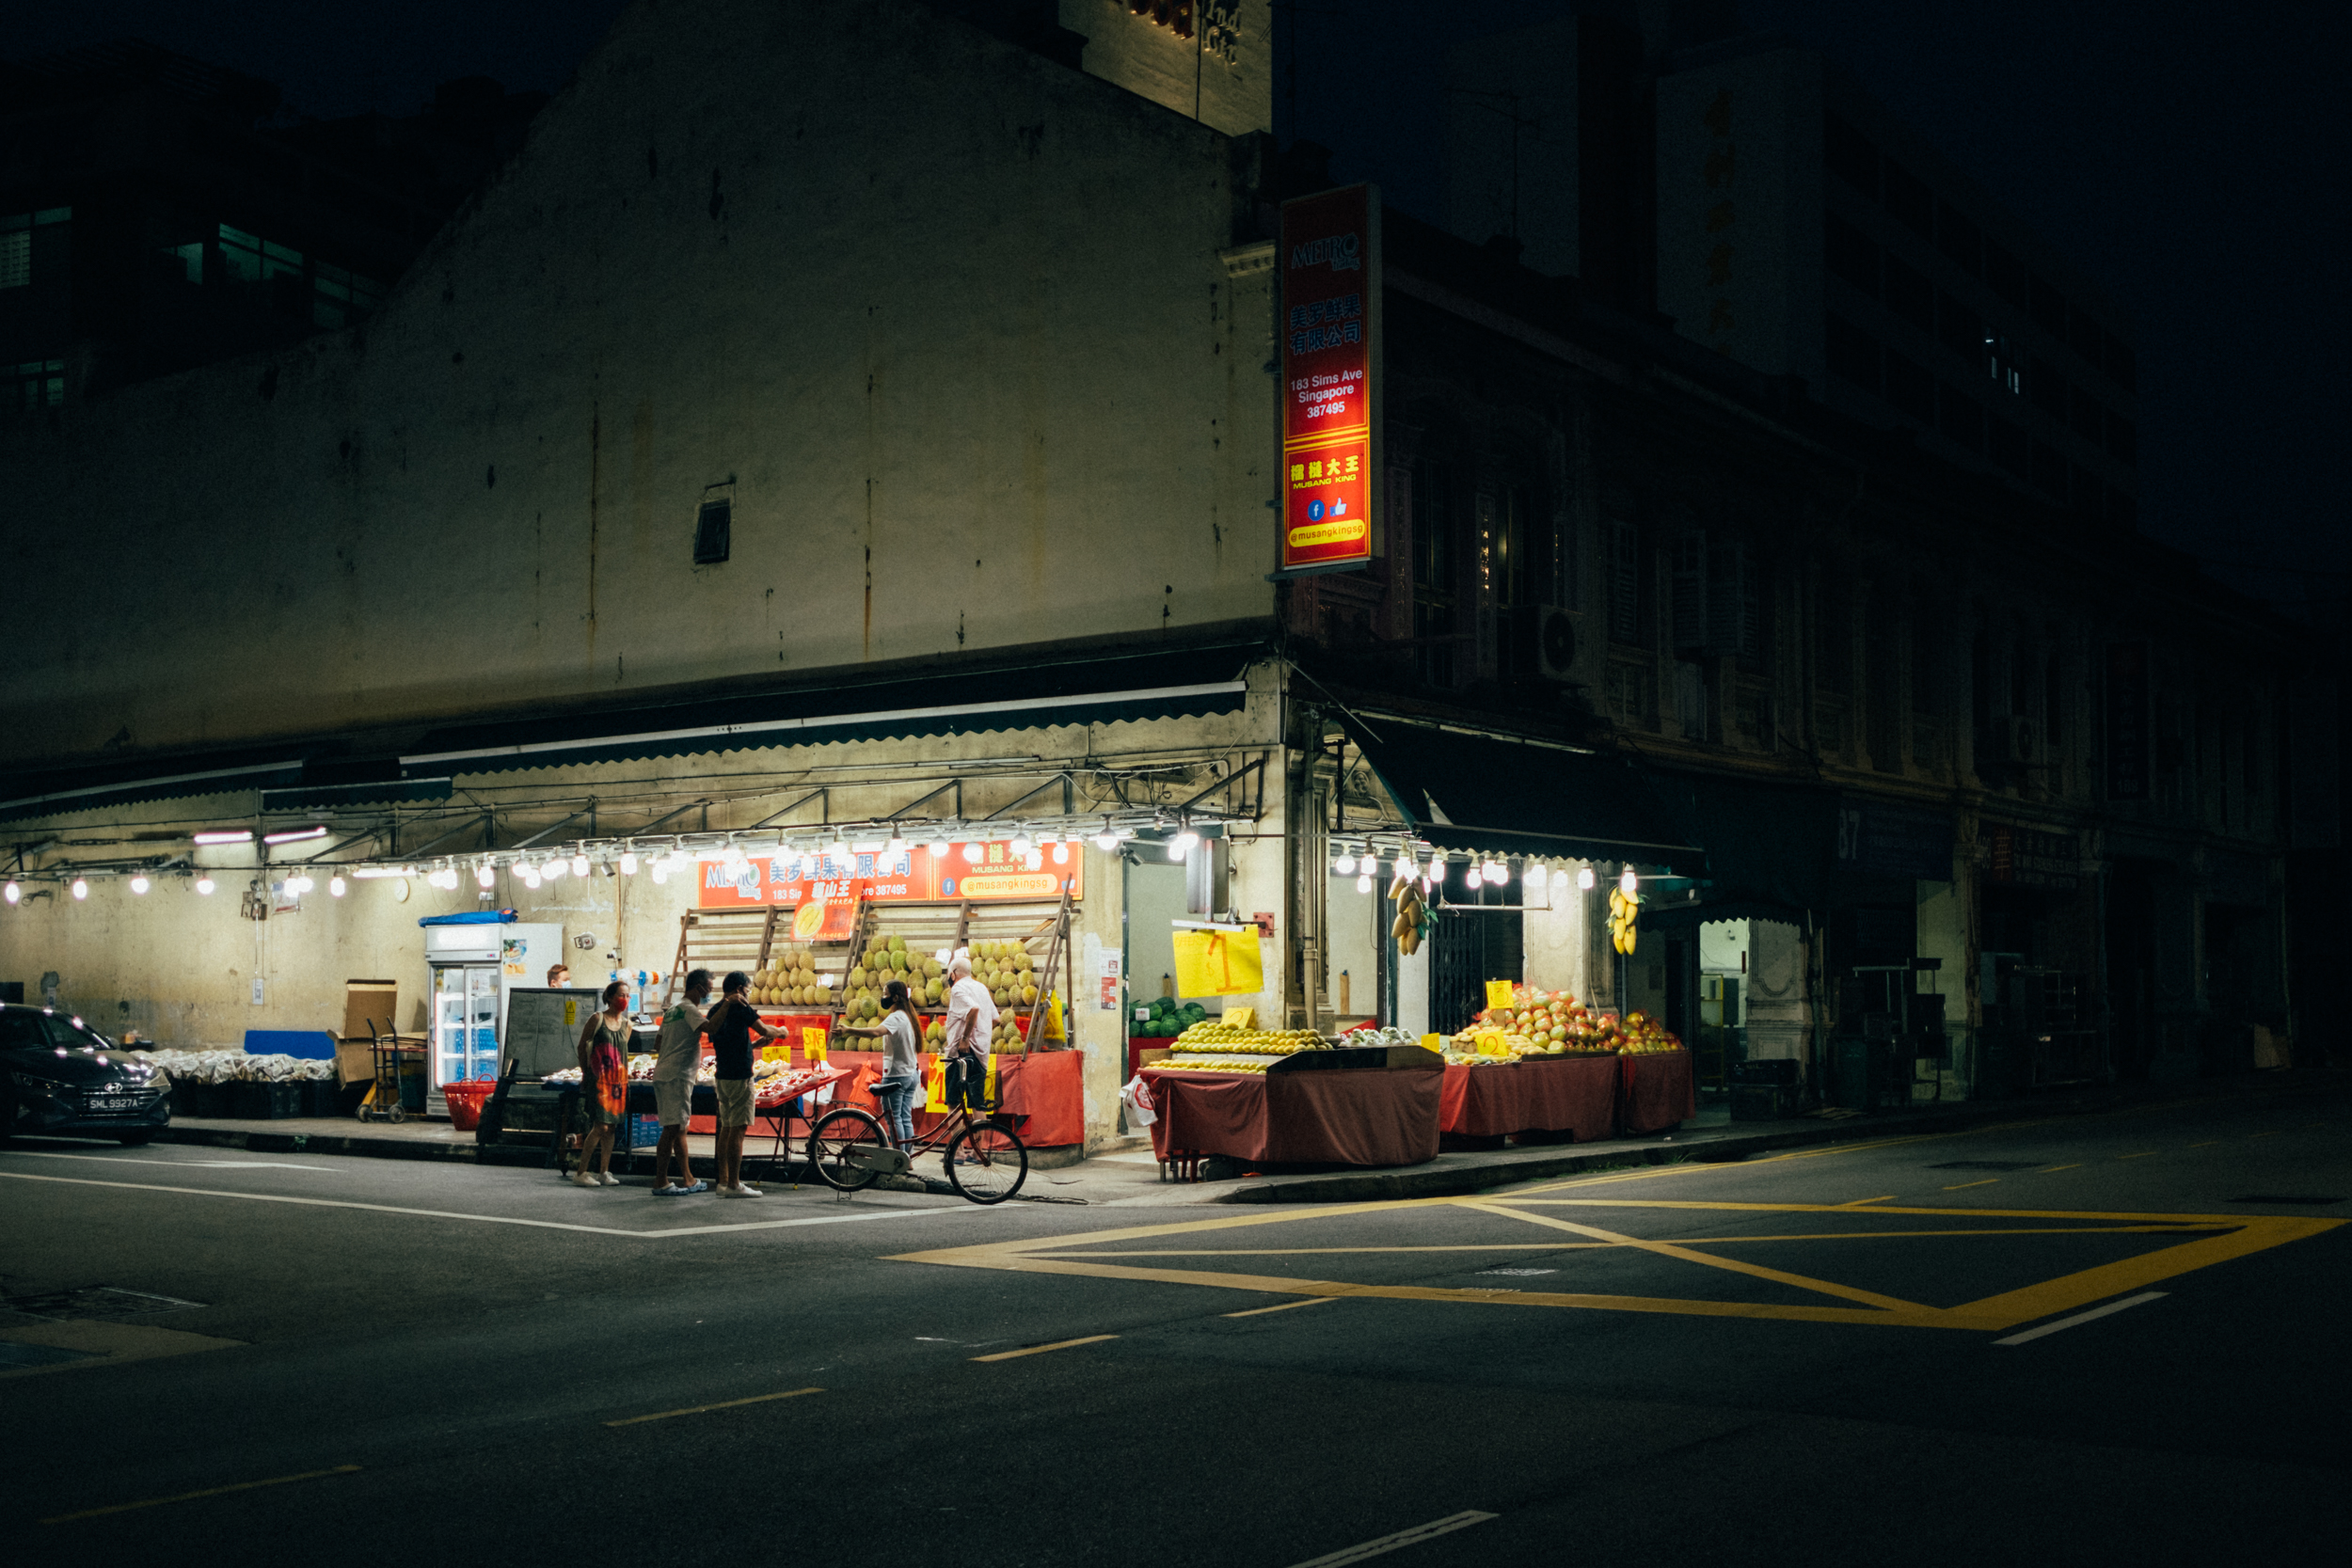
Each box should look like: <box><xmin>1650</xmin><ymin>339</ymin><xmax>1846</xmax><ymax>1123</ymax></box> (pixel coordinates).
<box><xmin>0</xmin><ymin>1</ymin><xmax>2321</xmax><ymax>1148</ymax></box>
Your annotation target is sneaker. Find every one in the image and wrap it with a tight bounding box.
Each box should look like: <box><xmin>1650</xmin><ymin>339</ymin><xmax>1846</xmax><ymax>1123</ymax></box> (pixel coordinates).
<box><xmin>568</xmin><ymin>1170</ymin><xmax>596</xmax><ymax>1187</ymax></box>
<box><xmin>731</xmin><ymin>1183</ymin><xmax>766</xmax><ymax>1197</ymax></box>
<box><xmin>717</xmin><ymin>1185</ymin><xmax>753</xmax><ymax>1199</ymax></box>
<box><xmin>675</xmin><ymin>1179</ymin><xmax>710</xmax><ymax>1196</ymax></box>
<box><xmin>598</xmin><ymin>1172</ymin><xmax>620</xmax><ymax>1186</ymax></box>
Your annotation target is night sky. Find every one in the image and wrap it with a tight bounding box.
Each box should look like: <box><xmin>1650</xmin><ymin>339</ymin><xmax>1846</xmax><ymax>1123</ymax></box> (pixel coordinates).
<box><xmin>18</xmin><ymin>1</ymin><xmax>2342</xmax><ymax>617</ymax></box>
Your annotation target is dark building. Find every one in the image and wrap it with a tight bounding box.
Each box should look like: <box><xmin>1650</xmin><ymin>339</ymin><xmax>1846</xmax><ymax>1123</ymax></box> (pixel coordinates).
<box><xmin>0</xmin><ymin>40</ymin><xmax>545</xmax><ymax>411</ymax></box>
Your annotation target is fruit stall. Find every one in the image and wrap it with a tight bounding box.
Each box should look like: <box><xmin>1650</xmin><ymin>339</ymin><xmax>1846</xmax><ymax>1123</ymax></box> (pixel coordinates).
<box><xmin>1438</xmin><ymin>985</ymin><xmax>1694</xmax><ymax>1142</ymax></box>
<box><xmin>1139</xmin><ymin>1023</ymin><xmax>1442</xmax><ymax>1169</ymax></box>
<box><xmin>665</xmin><ymin>884</ymin><xmax>1088</xmax><ymax>1149</ymax></box>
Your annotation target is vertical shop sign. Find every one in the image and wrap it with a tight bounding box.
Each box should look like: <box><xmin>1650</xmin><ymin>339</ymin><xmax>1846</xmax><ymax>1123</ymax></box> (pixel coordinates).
<box><xmin>1279</xmin><ymin>184</ymin><xmax>1380</xmax><ymax>575</ymax></box>
<box><xmin>2105</xmin><ymin>641</ymin><xmax>2150</xmax><ymax>800</ymax></box>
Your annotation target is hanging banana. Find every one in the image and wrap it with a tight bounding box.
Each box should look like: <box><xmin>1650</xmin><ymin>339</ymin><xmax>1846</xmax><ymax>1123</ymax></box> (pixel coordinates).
<box><xmin>1607</xmin><ymin>886</ymin><xmax>1640</xmax><ymax>955</ymax></box>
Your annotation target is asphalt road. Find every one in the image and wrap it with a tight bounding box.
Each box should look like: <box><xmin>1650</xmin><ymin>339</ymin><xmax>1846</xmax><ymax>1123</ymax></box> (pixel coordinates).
<box><xmin>4</xmin><ymin>1080</ymin><xmax>2347</xmax><ymax>1567</ymax></box>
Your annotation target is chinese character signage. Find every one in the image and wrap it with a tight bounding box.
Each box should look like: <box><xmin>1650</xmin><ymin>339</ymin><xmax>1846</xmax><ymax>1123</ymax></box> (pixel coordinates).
<box><xmin>1279</xmin><ymin>184</ymin><xmax>1379</xmax><ymax>574</ymax></box>
<box><xmin>696</xmin><ymin>841</ymin><xmax>1084</xmax><ymax>924</ymax></box>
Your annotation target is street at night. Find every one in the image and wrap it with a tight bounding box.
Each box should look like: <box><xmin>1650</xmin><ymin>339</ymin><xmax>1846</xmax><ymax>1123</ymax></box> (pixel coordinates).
<box><xmin>8</xmin><ymin>1080</ymin><xmax>2345</xmax><ymax>1564</ymax></box>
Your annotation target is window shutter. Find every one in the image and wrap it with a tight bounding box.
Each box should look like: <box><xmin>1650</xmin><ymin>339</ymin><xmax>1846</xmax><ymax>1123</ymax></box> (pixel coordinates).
<box><xmin>1672</xmin><ymin>531</ymin><xmax>1708</xmax><ymax>654</ymax></box>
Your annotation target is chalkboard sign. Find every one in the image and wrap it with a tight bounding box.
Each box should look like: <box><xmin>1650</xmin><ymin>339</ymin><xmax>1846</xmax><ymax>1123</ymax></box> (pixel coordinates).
<box><xmin>502</xmin><ymin>988</ymin><xmax>598</xmax><ymax>1079</ymax></box>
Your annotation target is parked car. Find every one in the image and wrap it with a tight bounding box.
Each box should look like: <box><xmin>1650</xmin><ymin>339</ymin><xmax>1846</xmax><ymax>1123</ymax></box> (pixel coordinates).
<box><xmin>0</xmin><ymin>1004</ymin><xmax>172</xmax><ymax>1146</ymax></box>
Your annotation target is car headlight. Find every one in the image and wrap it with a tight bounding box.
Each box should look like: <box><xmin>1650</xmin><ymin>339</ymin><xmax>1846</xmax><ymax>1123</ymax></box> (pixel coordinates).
<box><xmin>10</xmin><ymin>1071</ymin><xmax>62</xmax><ymax>1093</ymax></box>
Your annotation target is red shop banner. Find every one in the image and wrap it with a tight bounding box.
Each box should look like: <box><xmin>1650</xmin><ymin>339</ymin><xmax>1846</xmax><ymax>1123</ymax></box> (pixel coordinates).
<box><xmin>1279</xmin><ymin>182</ymin><xmax>1380</xmax><ymax>574</ymax></box>
<box><xmin>697</xmin><ymin>840</ymin><xmax>1084</xmax><ymax>935</ymax></box>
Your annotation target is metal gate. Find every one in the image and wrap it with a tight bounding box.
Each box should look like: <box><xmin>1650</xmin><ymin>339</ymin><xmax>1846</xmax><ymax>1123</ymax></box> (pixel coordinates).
<box><xmin>1429</xmin><ymin>905</ymin><xmax>1523</xmax><ymax>1037</ymax></box>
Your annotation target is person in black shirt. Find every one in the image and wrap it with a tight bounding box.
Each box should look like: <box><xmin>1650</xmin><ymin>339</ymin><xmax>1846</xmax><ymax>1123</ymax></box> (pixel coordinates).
<box><xmin>699</xmin><ymin>971</ymin><xmax>779</xmax><ymax>1196</ymax></box>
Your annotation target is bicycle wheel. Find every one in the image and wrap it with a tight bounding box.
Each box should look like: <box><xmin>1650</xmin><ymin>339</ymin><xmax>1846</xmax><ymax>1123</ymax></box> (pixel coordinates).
<box><xmin>946</xmin><ymin>1118</ymin><xmax>1027</xmax><ymax>1204</ymax></box>
<box><xmin>806</xmin><ymin>1107</ymin><xmax>888</xmax><ymax>1191</ymax></box>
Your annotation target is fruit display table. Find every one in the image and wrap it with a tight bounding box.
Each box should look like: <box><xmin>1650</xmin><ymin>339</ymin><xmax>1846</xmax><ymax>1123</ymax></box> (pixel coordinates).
<box><xmin>1142</xmin><ymin>1056</ymin><xmax>1441</xmax><ymax>1168</ymax></box>
<box><xmin>1438</xmin><ymin>1052</ymin><xmax>1619</xmax><ymax>1141</ymax></box>
<box><xmin>1618</xmin><ymin>1049</ymin><xmax>1697</xmax><ymax>1134</ymax></box>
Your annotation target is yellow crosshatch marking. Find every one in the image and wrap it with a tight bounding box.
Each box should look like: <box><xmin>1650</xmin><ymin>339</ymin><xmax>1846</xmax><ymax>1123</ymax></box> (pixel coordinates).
<box><xmin>889</xmin><ymin>1192</ymin><xmax>2341</xmax><ymax>1334</ymax></box>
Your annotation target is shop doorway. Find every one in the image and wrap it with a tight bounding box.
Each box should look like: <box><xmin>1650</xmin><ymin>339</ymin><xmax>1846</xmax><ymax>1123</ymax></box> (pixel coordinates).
<box><xmin>1430</xmin><ymin>891</ymin><xmax>1521</xmax><ymax>1036</ymax></box>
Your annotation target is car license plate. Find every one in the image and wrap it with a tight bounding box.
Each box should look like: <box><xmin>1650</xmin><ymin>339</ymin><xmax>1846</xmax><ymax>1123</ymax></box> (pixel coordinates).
<box><xmin>87</xmin><ymin>1096</ymin><xmax>142</xmax><ymax>1113</ymax></box>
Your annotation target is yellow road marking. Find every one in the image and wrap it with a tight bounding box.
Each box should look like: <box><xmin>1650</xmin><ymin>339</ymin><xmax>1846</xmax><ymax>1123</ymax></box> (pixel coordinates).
<box><xmin>1838</xmin><ymin>1196</ymin><xmax>1895</xmax><ymax>1206</ymax></box>
<box><xmin>604</xmin><ymin>1386</ymin><xmax>822</xmax><ymax>1426</ymax></box>
<box><xmin>891</xmin><ymin>1196</ymin><xmax>2343</xmax><ymax>1334</ymax></box>
<box><xmin>41</xmin><ymin>1465</ymin><xmax>360</xmax><ymax>1525</ymax></box>
<box><xmin>2250</xmin><ymin>1131</ymin><xmax>2281</xmax><ymax>1138</ymax></box>
<box><xmin>1943</xmin><ymin>1180</ymin><xmax>2000</xmax><ymax>1190</ymax></box>
<box><xmin>972</xmin><ymin>1334</ymin><xmax>1118</xmax><ymax>1362</ymax></box>
<box><xmin>1224</xmin><ymin>1297</ymin><xmax>1340</xmax><ymax>1318</ymax></box>
<box><xmin>1462</xmin><ymin>1200</ymin><xmax>1925</xmax><ymax>1314</ymax></box>
<box><xmin>1036</xmin><ymin>1224</ymin><xmax>2219</xmax><ymax>1259</ymax></box>
<box><xmin>2118</xmin><ymin>1152</ymin><xmax>2156</xmax><ymax>1160</ymax></box>
<box><xmin>2039</xmin><ymin>1164</ymin><xmax>2082</xmax><ymax>1173</ymax></box>
<box><xmin>2189</xmin><ymin>1142</ymin><xmax>2220</xmax><ymax>1148</ymax></box>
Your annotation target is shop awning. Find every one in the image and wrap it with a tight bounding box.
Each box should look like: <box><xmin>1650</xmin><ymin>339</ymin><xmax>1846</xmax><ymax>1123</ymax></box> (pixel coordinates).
<box><xmin>1337</xmin><ymin>713</ymin><xmax>1704</xmax><ymax>872</ymax></box>
<box><xmin>397</xmin><ymin>643</ymin><xmax>1261</xmax><ymax>774</ymax></box>
<box><xmin>0</xmin><ymin>751</ymin><xmax>306</xmax><ymax>822</ymax></box>
<box><xmin>1637</xmin><ymin>775</ymin><xmax>1838</xmax><ymax>929</ymax></box>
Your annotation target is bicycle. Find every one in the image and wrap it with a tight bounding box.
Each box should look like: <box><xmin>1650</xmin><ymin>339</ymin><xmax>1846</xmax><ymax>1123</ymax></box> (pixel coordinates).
<box><xmin>803</xmin><ymin>1073</ymin><xmax>1028</xmax><ymax>1204</ymax></box>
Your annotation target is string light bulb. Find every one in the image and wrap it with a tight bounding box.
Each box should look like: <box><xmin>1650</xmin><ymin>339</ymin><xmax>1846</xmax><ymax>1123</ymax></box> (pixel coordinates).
<box><xmin>1577</xmin><ymin>866</ymin><xmax>1596</xmax><ymax>891</ymax></box>
<box><xmin>72</xmin><ymin>879</ymin><xmax>88</xmax><ymax>900</ymax></box>
<box><xmin>330</xmin><ymin>875</ymin><xmax>347</xmax><ymax>897</ymax></box>
<box><xmin>1619</xmin><ymin>867</ymin><xmax>1639</xmax><ymax>896</ymax></box>
<box><xmin>130</xmin><ymin>875</ymin><xmax>151</xmax><ymax>895</ymax></box>
<box><xmin>196</xmin><ymin>877</ymin><xmax>215</xmax><ymax>895</ymax></box>
<box><xmin>1334</xmin><ymin>852</ymin><xmax>1357</xmax><ymax>876</ymax></box>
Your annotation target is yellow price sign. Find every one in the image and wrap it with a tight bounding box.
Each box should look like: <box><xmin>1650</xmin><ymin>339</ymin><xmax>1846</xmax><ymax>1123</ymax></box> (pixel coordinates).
<box><xmin>1225</xmin><ymin>1006</ymin><xmax>1256</xmax><ymax>1030</ymax></box>
<box><xmin>1476</xmin><ymin>1030</ymin><xmax>1510</xmax><ymax>1056</ymax></box>
<box><xmin>801</xmin><ymin>1026</ymin><xmax>829</xmax><ymax>1063</ymax></box>
<box><xmin>1485</xmin><ymin>980</ymin><xmax>1518</xmax><ymax>1011</ymax></box>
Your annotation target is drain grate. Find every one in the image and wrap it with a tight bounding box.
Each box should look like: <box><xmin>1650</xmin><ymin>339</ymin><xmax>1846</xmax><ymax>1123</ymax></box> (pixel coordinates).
<box><xmin>2227</xmin><ymin>1195</ymin><xmax>2342</xmax><ymax>1206</ymax></box>
<box><xmin>1928</xmin><ymin>1161</ymin><xmax>2039</xmax><ymax>1171</ymax></box>
<box><xmin>2</xmin><ymin>1287</ymin><xmax>207</xmax><ymax>1322</ymax></box>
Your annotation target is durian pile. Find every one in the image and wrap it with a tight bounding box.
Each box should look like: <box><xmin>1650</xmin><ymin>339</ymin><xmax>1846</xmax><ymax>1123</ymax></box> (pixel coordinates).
<box><xmin>840</xmin><ymin>933</ymin><xmax>946</xmax><ymax>1019</ymax></box>
<box><xmin>967</xmin><ymin>939</ymin><xmax>1041</xmax><ymax>1009</ymax></box>
<box><xmin>747</xmin><ymin>949</ymin><xmax>828</xmax><ymax>1007</ymax></box>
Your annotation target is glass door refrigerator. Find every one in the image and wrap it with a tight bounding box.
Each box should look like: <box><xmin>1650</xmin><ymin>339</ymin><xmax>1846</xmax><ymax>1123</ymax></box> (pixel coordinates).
<box><xmin>423</xmin><ymin>921</ymin><xmax>565</xmax><ymax>1115</ymax></box>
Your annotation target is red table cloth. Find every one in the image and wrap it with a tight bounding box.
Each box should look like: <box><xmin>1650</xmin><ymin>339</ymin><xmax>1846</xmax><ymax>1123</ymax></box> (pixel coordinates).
<box><xmin>1617</xmin><ymin>1049</ymin><xmax>1697</xmax><ymax>1133</ymax></box>
<box><xmin>1142</xmin><ymin>1066</ymin><xmax>1440</xmax><ymax>1168</ymax></box>
<box><xmin>1438</xmin><ymin>1053</ymin><xmax>1619</xmax><ymax>1140</ymax></box>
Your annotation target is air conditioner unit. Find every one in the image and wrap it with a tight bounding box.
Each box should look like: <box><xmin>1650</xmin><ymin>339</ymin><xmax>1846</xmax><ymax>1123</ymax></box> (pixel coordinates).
<box><xmin>1534</xmin><ymin>606</ymin><xmax>1581</xmax><ymax>681</ymax></box>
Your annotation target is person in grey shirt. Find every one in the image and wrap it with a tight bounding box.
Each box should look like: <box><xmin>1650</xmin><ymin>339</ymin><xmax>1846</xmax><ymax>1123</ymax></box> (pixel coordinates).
<box><xmin>840</xmin><ymin>977</ymin><xmax>922</xmax><ymax>1142</ymax></box>
<box><xmin>650</xmin><ymin>968</ymin><xmax>712</xmax><ymax>1195</ymax></box>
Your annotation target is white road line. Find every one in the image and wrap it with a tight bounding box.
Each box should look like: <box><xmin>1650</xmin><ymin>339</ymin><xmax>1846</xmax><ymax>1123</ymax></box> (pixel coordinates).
<box><xmin>1994</xmin><ymin>1291</ymin><xmax>2169</xmax><ymax>1346</ymax></box>
<box><xmin>1285</xmin><ymin>1512</ymin><xmax>1499</xmax><ymax>1567</ymax></box>
<box><xmin>0</xmin><ymin>1170</ymin><xmax>978</xmax><ymax>1239</ymax></box>
<box><xmin>3</xmin><ymin>1151</ymin><xmax>338</xmax><ymax>1172</ymax></box>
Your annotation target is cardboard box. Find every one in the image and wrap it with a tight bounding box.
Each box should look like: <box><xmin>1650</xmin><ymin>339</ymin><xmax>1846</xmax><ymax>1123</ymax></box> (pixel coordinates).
<box><xmin>335</xmin><ymin>1035</ymin><xmax>426</xmax><ymax>1086</ymax></box>
<box><xmin>343</xmin><ymin>979</ymin><xmax>399</xmax><ymax>1039</ymax></box>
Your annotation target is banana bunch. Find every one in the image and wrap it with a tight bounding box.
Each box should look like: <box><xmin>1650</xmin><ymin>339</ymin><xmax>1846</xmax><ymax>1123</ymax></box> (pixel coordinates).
<box><xmin>1391</xmin><ymin>877</ymin><xmax>1429</xmax><ymax>957</ymax></box>
<box><xmin>1608</xmin><ymin>886</ymin><xmax>1641</xmax><ymax>954</ymax></box>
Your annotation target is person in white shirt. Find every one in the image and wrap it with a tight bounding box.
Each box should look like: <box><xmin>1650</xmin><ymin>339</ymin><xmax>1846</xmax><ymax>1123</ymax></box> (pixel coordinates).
<box><xmin>839</xmin><ymin>977</ymin><xmax>922</xmax><ymax>1142</ymax></box>
<box><xmin>942</xmin><ymin>952</ymin><xmax>996</xmax><ymax>1115</ymax></box>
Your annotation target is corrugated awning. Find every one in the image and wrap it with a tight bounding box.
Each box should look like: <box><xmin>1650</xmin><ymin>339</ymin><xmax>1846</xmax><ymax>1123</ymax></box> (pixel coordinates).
<box><xmin>0</xmin><ymin>752</ymin><xmax>305</xmax><ymax>821</ymax></box>
<box><xmin>397</xmin><ymin>643</ymin><xmax>1260</xmax><ymax>773</ymax></box>
<box><xmin>1337</xmin><ymin>712</ymin><xmax>1704</xmax><ymax>872</ymax></box>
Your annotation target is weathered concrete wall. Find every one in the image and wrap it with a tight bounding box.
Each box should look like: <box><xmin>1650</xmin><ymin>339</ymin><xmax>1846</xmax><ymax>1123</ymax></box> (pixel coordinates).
<box><xmin>1062</xmin><ymin>0</ymin><xmax>1272</xmax><ymax>137</ymax></box>
<box><xmin>3</xmin><ymin>0</ymin><xmax>1278</xmax><ymax>768</ymax></box>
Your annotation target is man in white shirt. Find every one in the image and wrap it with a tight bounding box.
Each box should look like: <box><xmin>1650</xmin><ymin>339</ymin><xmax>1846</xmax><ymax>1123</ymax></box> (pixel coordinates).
<box><xmin>942</xmin><ymin>952</ymin><xmax>996</xmax><ymax>1114</ymax></box>
<box><xmin>649</xmin><ymin>968</ymin><xmax>712</xmax><ymax>1196</ymax></box>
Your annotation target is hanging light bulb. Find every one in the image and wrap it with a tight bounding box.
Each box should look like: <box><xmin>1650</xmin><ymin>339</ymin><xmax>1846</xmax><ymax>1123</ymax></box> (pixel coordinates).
<box><xmin>130</xmin><ymin>875</ymin><xmax>151</xmax><ymax>895</ymax></box>
<box><xmin>330</xmin><ymin>875</ymin><xmax>347</xmax><ymax>897</ymax></box>
<box><xmin>830</xmin><ymin>839</ymin><xmax>850</xmax><ymax>866</ymax></box>
<box><xmin>885</xmin><ymin>836</ymin><xmax>907</xmax><ymax>857</ymax></box>
<box><xmin>544</xmin><ymin>857</ymin><xmax>566</xmax><ymax>881</ymax></box>
<box><xmin>650</xmin><ymin>860</ymin><xmax>669</xmax><ymax>885</ymax></box>
<box><xmin>2</xmin><ymin>880</ymin><xmax>18</xmax><ymax>904</ymax></box>
<box><xmin>1333</xmin><ymin>852</ymin><xmax>1357</xmax><ymax>876</ymax></box>
<box><xmin>1356</xmin><ymin>872</ymin><xmax>1374</xmax><ymax>894</ymax></box>
<box><xmin>619</xmin><ymin>849</ymin><xmax>639</xmax><ymax>876</ymax></box>
<box><xmin>571</xmin><ymin>853</ymin><xmax>589</xmax><ymax>877</ymax></box>
<box><xmin>1429</xmin><ymin>857</ymin><xmax>1447</xmax><ymax>882</ymax></box>
<box><xmin>290</xmin><ymin>875</ymin><xmax>314</xmax><ymax>895</ymax></box>
<box><xmin>1052</xmin><ymin>841</ymin><xmax>1070</xmax><ymax>864</ymax></box>
<box><xmin>1093</xmin><ymin>830</ymin><xmax>1118</xmax><ymax>851</ymax></box>
<box><xmin>930</xmin><ymin>836</ymin><xmax>952</xmax><ymax>859</ymax></box>
<box><xmin>1171</xmin><ymin>829</ymin><xmax>1200</xmax><ymax>856</ymax></box>
<box><xmin>520</xmin><ymin>864</ymin><xmax>542</xmax><ymax>888</ymax></box>
<box><xmin>1010</xmin><ymin>833</ymin><xmax>1031</xmax><ymax>857</ymax></box>
<box><xmin>1025</xmin><ymin>849</ymin><xmax>1043</xmax><ymax>870</ymax></box>
<box><xmin>1577</xmin><ymin>865</ymin><xmax>1597</xmax><ymax>891</ymax></box>
<box><xmin>196</xmin><ymin>876</ymin><xmax>215</xmax><ymax>895</ymax></box>
<box><xmin>477</xmin><ymin>862</ymin><xmax>496</xmax><ymax>889</ymax></box>
<box><xmin>1464</xmin><ymin>864</ymin><xmax>1484</xmax><ymax>888</ymax></box>
<box><xmin>1619</xmin><ymin>867</ymin><xmax>1639</xmax><ymax>896</ymax></box>
<box><xmin>961</xmin><ymin>842</ymin><xmax>982</xmax><ymax>863</ymax></box>
<box><xmin>72</xmin><ymin>879</ymin><xmax>89</xmax><ymax>900</ymax></box>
